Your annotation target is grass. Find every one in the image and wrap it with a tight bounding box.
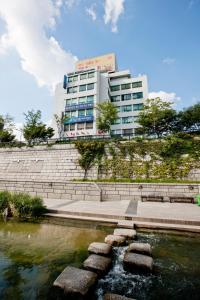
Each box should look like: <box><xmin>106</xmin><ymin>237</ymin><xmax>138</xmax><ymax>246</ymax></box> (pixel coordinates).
<box><xmin>73</xmin><ymin>178</ymin><xmax>200</xmax><ymax>184</ymax></box>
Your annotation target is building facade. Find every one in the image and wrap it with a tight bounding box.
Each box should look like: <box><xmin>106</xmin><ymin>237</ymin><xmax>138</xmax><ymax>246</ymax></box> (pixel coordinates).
<box><xmin>53</xmin><ymin>53</ymin><xmax>148</xmax><ymax>138</ymax></box>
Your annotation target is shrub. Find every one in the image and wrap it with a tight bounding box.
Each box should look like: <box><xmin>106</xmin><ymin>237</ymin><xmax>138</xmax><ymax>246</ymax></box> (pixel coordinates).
<box><xmin>0</xmin><ymin>191</ymin><xmax>12</xmax><ymax>212</ymax></box>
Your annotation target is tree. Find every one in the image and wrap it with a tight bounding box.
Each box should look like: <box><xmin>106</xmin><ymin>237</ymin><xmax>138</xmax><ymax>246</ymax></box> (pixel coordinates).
<box><xmin>178</xmin><ymin>103</ymin><xmax>200</xmax><ymax>133</ymax></box>
<box><xmin>136</xmin><ymin>98</ymin><xmax>178</xmax><ymax>138</ymax></box>
<box><xmin>23</xmin><ymin>110</ymin><xmax>54</xmax><ymax>145</ymax></box>
<box><xmin>96</xmin><ymin>101</ymin><xmax>118</xmax><ymax>133</ymax></box>
<box><xmin>0</xmin><ymin>114</ymin><xmax>15</xmax><ymax>143</ymax></box>
<box><xmin>54</xmin><ymin>113</ymin><xmax>69</xmax><ymax>139</ymax></box>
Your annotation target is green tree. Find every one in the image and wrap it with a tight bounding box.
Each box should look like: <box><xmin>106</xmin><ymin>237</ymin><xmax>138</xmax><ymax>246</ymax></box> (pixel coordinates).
<box><xmin>23</xmin><ymin>110</ymin><xmax>54</xmax><ymax>145</ymax></box>
<box><xmin>96</xmin><ymin>101</ymin><xmax>118</xmax><ymax>134</ymax></box>
<box><xmin>137</xmin><ymin>98</ymin><xmax>178</xmax><ymax>138</ymax></box>
<box><xmin>178</xmin><ymin>103</ymin><xmax>200</xmax><ymax>133</ymax></box>
<box><xmin>0</xmin><ymin>114</ymin><xmax>15</xmax><ymax>143</ymax></box>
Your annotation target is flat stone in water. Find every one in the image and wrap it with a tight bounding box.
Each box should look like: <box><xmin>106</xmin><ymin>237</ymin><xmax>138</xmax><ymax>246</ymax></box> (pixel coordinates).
<box><xmin>114</xmin><ymin>228</ymin><xmax>137</xmax><ymax>239</ymax></box>
<box><xmin>104</xmin><ymin>293</ymin><xmax>136</xmax><ymax>300</ymax></box>
<box><xmin>88</xmin><ymin>242</ymin><xmax>112</xmax><ymax>256</ymax></box>
<box><xmin>127</xmin><ymin>242</ymin><xmax>152</xmax><ymax>256</ymax></box>
<box><xmin>105</xmin><ymin>234</ymin><xmax>126</xmax><ymax>246</ymax></box>
<box><xmin>123</xmin><ymin>252</ymin><xmax>153</xmax><ymax>272</ymax></box>
<box><xmin>83</xmin><ymin>254</ymin><xmax>112</xmax><ymax>276</ymax></box>
<box><xmin>53</xmin><ymin>266</ymin><xmax>97</xmax><ymax>298</ymax></box>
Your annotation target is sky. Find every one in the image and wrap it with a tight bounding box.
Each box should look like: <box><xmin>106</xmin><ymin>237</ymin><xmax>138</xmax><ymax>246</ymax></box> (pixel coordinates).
<box><xmin>0</xmin><ymin>0</ymin><xmax>200</xmax><ymax>129</ymax></box>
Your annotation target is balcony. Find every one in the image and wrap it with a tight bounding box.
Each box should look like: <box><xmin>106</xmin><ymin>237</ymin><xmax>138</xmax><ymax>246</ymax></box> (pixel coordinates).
<box><xmin>65</xmin><ymin>102</ymin><xmax>94</xmax><ymax>112</ymax></box>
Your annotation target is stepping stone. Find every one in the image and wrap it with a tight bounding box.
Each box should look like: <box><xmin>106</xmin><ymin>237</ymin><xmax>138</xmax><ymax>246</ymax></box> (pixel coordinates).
<box><xmin>123</xmin><ymin>253</ymin><xmax>153</xmax><ymax>272</ymax></box>
<box><xmin>53</xmin><ymin>266</ymin><xmax>97</xmax><ymax>298</ymax></box>
<box><xmin>83</xmin><ymin>254</ymin><xmax>112</xmax><ymax>276</ymax></box>
<box><xmin>127</xmin><ymin>242</ymin><xmax>152</xmax><ymax>256</ymax></box>
<box><xmin>104</xmin><ymin>293</ymin><xmax>136</xmax><ymax>300</ymax></box>
<box><xmin>88</xmin><ymin>242</ymin><xmax>112</xmax><ymax>256</ymax></box>
<box><xmin>114</xmin><ymin>228</ymin><xmax>137</xmax><ymax>239</ymax></box>
<box><xmin>105</xmin><ymin>234</ymin><xmax>126</xmax><ymax>246</ymax></box>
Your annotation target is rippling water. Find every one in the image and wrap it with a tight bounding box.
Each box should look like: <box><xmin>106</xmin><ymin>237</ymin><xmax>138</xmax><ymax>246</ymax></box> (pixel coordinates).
<box><xmin>0</xmin><ymin>220</ymin><xmax>200</xmax><ymax>300</ymax></box>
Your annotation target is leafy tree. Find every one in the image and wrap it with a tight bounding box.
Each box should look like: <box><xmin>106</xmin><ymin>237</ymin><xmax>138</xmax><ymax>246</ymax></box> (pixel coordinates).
<box><xmin>23</xmin><ymin>110</ymin><xmax>54</xmax><ymax>145</ymax></box>
<box><xmin>0</xmin><ymin>114</ymin><xmax>15</xmax><ymax>143</ymax></box>
<box><xmin>96</xmin><ymin>101</ymin><xmax>118</xmax><ymax>133</ymax></box>
<box><xmin>178</xmin><ymin>103</ymin><xmax>200</xmax><ymax>133</ymax></box>
<box><xmin>137</xmin><ymin>98</ymin><xmax>178</xmax><ymax>138</ymax></box>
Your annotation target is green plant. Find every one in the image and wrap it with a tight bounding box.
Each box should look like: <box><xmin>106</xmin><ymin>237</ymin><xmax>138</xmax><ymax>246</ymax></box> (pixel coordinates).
<box><xmin>96</xmin><ymin>101</ymin><xmax>118</xmax><ymax>133</ymax></box>
<box><xmin>0</xmin><ymin>191</ymin><xmax>12</xmax><ymax>212</ymax></box>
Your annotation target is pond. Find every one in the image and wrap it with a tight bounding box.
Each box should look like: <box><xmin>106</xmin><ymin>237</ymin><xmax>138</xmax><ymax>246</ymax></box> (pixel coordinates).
<box><xmin>0</xmin><ymin>220</ymin><xmax>200</xmax><ymax>300</ymax></box>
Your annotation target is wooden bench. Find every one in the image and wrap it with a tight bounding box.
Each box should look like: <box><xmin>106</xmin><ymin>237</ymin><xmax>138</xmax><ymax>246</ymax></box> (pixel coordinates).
<box><xmin>141</xmin><ymin>195</ymin><xmax>164</xmax><ymax>202</ymax></box>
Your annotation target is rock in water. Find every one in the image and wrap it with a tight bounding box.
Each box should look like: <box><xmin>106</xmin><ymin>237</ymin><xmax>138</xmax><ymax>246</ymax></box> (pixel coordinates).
<box><xmin>83</xmin><ymin>254</ymin><xmax>112</xmax><ymax>276</ymax></box>
<box><xmin>127</xmin><ymin>242</ymin><xmax>152</xmax><ymax>256</ymax></box>
<box><xmin>114</xmin><ymin>228</ymin><xmax>137</xmax><ymax>239</ymax></box>
<box><xmin>123</xmin><ymin>252</ymin><xmax>153</xmax><ymax>272</ymax></box>
<box><xmin>104</xmin><ymin>293</ymin><xmax>136</xmax><ymax>300</ymax></box>
<box><xmin>105</xmin><ymin>235</ymin><xmax>126</xmax><ymax>246</ymax></box>
<box><xmin>53</xmin><ymin>266</ymin><xmax>97</xmax><ymax>299</ymax></box>
<box><xmin>88</xmin><ymin>242</ymin><xmax>112</xmax><ymax>256</ymax></box>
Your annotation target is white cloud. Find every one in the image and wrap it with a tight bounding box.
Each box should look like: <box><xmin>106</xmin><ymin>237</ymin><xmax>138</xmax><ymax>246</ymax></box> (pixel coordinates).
<box><xmin>86</xmin><ymin>5</ymin><xmax>97</xmax><ymax>21</ymax></box>
<box><xmin>162</xmin><ymin>57</ymin><xmax>176</xmax><ymax>65</ymax></box>
<box><xmin>149</xmin><ymin>91</ymin><xmax>181</xmax><ymax>106</ymax></box>
<box><xmin>65</xmin><ymin>0</ymin><xmax>79</xmax><ymax>9</ymax></box>
<box><xmin>0</xmin><ymin>0</ymin><xmax>77</xmax><ymax>91</ymax></box>
<box><xmin>104</xmin><ymin>0</ymin><xmax>125</xmax><ymax>33</ymax></box>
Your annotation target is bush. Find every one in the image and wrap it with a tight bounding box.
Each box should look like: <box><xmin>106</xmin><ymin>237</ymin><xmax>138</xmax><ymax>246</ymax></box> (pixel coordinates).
<box><xmin>0</xmin><ymin>191</ymin><xmax>47</xmax><ymax>218</ymax></box>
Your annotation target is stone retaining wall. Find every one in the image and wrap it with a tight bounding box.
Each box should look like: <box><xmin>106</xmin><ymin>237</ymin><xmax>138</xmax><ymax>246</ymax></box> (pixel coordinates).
<box><xmin>0</xmin><ymin>180</ymin><xmax>199</xmax><ymax>202</ymax></box>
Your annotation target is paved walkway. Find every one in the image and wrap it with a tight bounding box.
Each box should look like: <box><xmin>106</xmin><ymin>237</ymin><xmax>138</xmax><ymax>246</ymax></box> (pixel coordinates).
<box><xmin>44</xmin><ymin>198</ymin><xmax>200</xmax><ymax>224</ymax></box>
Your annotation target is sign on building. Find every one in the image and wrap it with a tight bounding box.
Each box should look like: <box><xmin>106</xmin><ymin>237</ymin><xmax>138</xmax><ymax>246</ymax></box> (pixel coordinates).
<box><xmin>75</xmin><ymin>53</ymin><xmax>117</xmax><ymax>72</ymax></box>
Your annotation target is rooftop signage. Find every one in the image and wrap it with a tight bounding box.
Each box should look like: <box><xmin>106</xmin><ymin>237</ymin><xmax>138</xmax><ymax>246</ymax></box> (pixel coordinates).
<box><xmin>75</xmin><ymin>53</ymin><xmax>117</xmax><ymax>72</ymax></box>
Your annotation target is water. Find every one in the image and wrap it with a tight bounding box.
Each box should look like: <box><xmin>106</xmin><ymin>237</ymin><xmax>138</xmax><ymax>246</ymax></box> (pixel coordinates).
<box><xmin>96</xmin><ymin>233</ymin><xmax>200</xmax><ymax>300</ymax></box>
<box><xmin>0</xmin><ymin>221</ymin><xmax>200</xmax><ymax>300</ymax></box>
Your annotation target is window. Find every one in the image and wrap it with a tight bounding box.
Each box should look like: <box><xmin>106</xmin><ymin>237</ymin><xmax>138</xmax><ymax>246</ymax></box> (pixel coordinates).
<box><xmin>121</xmin><ymin>83</ymin><xmax>131</xmax><ymax>90</ymax></box>
<box><xmin>112</xmin><ymin>118</ymin><xmax>121</xmax><ymax>125</ymax></box>
<box><xmin>66</xmin><ymin>99</ymin><xmax>71</xmax><ymax>106</ymax></box>
<box><xmin>132</xmin><ymin>92</ymin><xmax>143</xmax><ymax>99</ymax></box>
<box><xmin>110</xmin><ymin>85</ymin><xmax>120</xmax><ymax>92</ymax></box>
<box><xmin>68</xmin><ymin>76</ymin><xmax>78</xmax><ymax>82</ymax></box>
<box><xmin>70</xmin><ymin>124</ymin><xmax>75</xmax><ymax>131</ymax></box>
<box><xmin>64</xmin><ymin>124</ymin><xmax>69</xmax><ymax>131</ymax></box>
<box><xmin>71</xmin><ymin>111</ymin><xmax>76</xmax><ymax>117</ymax></box>
<box><xmin>78</xmin><ymin>110</ymin><xmax>85</xmax><ymax>117</ymax></box>
<box><xmin>79</xmin><ymin>97</ymin><xmax>87</xmax><ymax>104</ymax></box>
<box><xmin>88</xmin><ymin>72</ymin><xmax>95</xmax><ymax>78</ymax></box>
<box><xmin>121</xmin><ymin>105</ymin><xmax>132</xmax><ymax>112</ymax></box>
<box><xmin>132</xmin><ymin>81</ymin><xmax>142</xmax><ymax>88</ymax></box>
<box><xmin>86</xmin><ymin>122</ymin><xmax>93</xmax><ymax>129</ymax></box>
<box><xmin>111</xmin><ymin>129</ymin><xmax>121</xmax><ymax>135</ymax></box>
<box><xmin>111</xmin><ymin>95</ymin><xmax>121</xmax><ymax>102</ymax></box>
<box><xmin>67</xmin><ymin>86</ymin><xmax>77</xmax><ymax>94</ymax></box>
<box><xmin>86</xmin><ymin>109</ymin><xmax>93</xmax><ymax>116</ymax></box>
<box><xmin>68</xmin><ymin>77</ymin><xmax>73</xmax><ymax>83</ymax></box>
<box><xmin>122</xmin><ymin>94</ymin><xmax>131</xmax><ymax>101</ymax></box>
<box><xmin>133</xmin><ymin>103</ymin><xmax>144</xmax><ymax>111</ymax></box>
<box><xmin>116</xmin><ymin>106</ymin><xmax>121</xmax><ymax>113</ymax></box>
<box><xmin>122</xmin><ymin>116</ymin><xmax>133</xmax><ymax>124</ymax></box>
<box><xmin>87</xmin><ymin>95</ymin><xmax>94</xmax><ymax>103</ymax></box>
<box><xmin>87</xmin><ymin>83</ymin><xmax>94</xmax><ymax>90</ymax></box>
<box><xmin>123</xmin><ymin>129</ymin><xmax>133</xmax><ymax>135</ymax></box>
<box><xmin>80</xmin><ymin>73</ymin><xmax>87</xmax><ymax>80</ymax></box>
<box><xmin>73</xmin><ymin>75</ymin><xmax>78</xmax><ymax>81</ymax></box>
<box><xmin>77</xmin><ymin>123</ymin><xmax>85</xmax><ymax>130</ymax></box>
<box><xmin>133</xmin><ymin>116</ymin><xmax>139</xmax><ymax>122</ymax></box>
<box><xmin>71</xmin><ymin>98</ymin><xmax>77</xmax><ymax>105</ymax></box>
<box><xmin>79</xmin><ymin>84</ymin><xmax>87</xmax><ymax>92</ymax></box>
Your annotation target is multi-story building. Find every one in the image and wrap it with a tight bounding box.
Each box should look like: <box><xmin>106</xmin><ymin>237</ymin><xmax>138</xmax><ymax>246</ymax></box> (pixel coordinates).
<box><xmin>53</xmin><ymin>53</ymin><xmax>148</xmax><ymax>137</ymax></box>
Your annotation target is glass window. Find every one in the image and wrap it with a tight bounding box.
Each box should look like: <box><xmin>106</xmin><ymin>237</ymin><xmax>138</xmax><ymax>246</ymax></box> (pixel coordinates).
<box><xmin>80</xmin><ymin>73</ymin><xmax>87</xmax><ymax>80</ymax></box>
<box><xmin>77</xmin><ymin>123</ymin><xmax>85</xmax><ymax>130</ymax></box>
<box><xmin>88</xmin><ymin>72</ymin><xmax>95</xmax><ymax>78</ymax></box>
<box><xmin>79</xmin><ymin>97</ymin><xmax>87</xmax><ymax>104</ymax></box>
<box><xmin>121</xmin><ymin>83</ymin><xmax>131</xmax><ymax>90</ymax></box>
<box><xmin>71</xmin><ymin>98</ymin><xmax>77</xmax><ymax>105</ymax></box>
<box><xmin>86</xmin><ymin>109</ymin><xmax>93</xmax><ymax>116</ymax></box>
<box><xmin>87</xmin><ymin>83</ymin><xmax>94</xmax><ymax>90</ymax></box>
<box><xmin>64</xmin><ymin>124</ymin><xmax>69</xmax><ymax>131</ymax></box>
<box><xmin>68</xmin><ymin>77</ymin><xmax>73</xmax><ymax>83</ymax></box>
<box><xmin>67</xmin><ymin>87</ymin><xmax>73</xmax><ymax>93</ymax></box>
<box><xmin>86</xmin><ymin>122</ymin><xmax>93</xmax><ymax>129</ymax></box>
<box><xmin>79</xmin><ymin>84</ymin><xmax>87</xmax><ymax>92</ymax></box>
<box><xmin>132</xmin><ymin>92</ymin><xmax>143</xmax><ymax>99</ymax></box>
<box><xmin>111</xmin><ymin>95</ymin><xmax>121</xmax><ymax>102</ymax></box>
<box><xmin>122</xmin><ymin>94</ymin><xmax>131</xmax><ymax>101</ymax></box>
<box><xmin>110</xmin><ymin>85</ymin><xmax>120</xmax><ymax>92</ymax></box>
<box><xmin>121</xmin><ymin>105</ymin><xmax>132</xmax><ymax>112</ymax></box>
<box><xmin>73</xmin><ymin>75</ymin><xmax>78</xmax><ymax>81</ymax></box>
<box><xmin>66</xmin><ymin>99</ymin><xmax>71</xmax><ymax>106</ymax></box>
<box><xmin>123</xmin><ymin>129</ymin><xmax>133</xmax><ymax>135</ymax></box>
<box><xmin>122</xmin><ymin>116</ymin><xmax>133</xmax><ymax>124</ymax></box>
<box><xmin>70</xmin><ymin>124</ymin><xmax>75</xmax><ymax>131</ymax></box>
<box><xmin>78</xmin><ymin>110</ymin><xmax>85</xmax><ymax>117</ymax></box>
<box><xmin>116</xmin><ymin>106</ymin><xmax>121</xmax><ymax>113</ymax></box>
<box><xmin>132</xmin><ymin>81</ymin><xmax>142</xmax><ymax>88</ymax></box>
<box><xmin>71</xmin><ymin>111</ymin><xmax>76</xmax><ymax>117</ymax></box>
<box><xmin>112</xmin><ymin>118</ymin><xmax>121</xmax><ymax>125</ymax></box>
<box><xmin>111</xmin><ymin>129</ymin><xmax>121</xmax><ymax>135</ymax></box>
<box><xmin>87</xmin><ymin>95</ymin><xmax>94</xmax><ymax>103</ymax></box>
<box><xmin>133</xmin><ymin>103</ymin><xmax>144</xmax><ymax>111</ymax></box>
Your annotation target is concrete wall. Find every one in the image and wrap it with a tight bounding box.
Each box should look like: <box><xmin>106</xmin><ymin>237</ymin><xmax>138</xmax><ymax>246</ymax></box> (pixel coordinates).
<box><xmin>0</xmin><ymin>179</ymin><xmax>199</xmax><ymax>202</ymax></box>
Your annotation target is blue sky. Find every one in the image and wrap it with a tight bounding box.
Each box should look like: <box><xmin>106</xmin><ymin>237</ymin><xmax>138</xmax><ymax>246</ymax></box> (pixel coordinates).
<box><xmin>0</xmin><ymin>0</ymin><xmax>200</xmax><ymax>126</ymax></box>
